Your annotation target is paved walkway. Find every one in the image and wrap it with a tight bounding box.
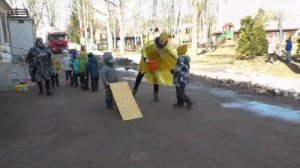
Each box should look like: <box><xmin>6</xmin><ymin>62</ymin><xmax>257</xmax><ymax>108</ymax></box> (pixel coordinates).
<box><xmin>0</xmin><ymin>68</ymin><xmax>299</xmax><ymax>167</ymax></box>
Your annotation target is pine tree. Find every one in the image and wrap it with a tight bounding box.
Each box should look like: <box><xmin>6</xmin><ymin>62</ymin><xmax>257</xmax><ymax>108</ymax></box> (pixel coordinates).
<box><xmin>68</xmin><ymin>11</ymin><xmax>80</xmax><ymax>44</ymax></box>
<box><xmin>236</xmin><ymin>16</ymin><xmax>268</xmax><ymax>59</ymax></box>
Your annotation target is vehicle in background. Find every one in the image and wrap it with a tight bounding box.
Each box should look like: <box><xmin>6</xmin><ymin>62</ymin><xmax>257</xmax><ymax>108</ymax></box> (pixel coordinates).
<box><xmin>47</xmin><ymin>28</ymin><xmax>68</xmax><ymax>53</ymax></box>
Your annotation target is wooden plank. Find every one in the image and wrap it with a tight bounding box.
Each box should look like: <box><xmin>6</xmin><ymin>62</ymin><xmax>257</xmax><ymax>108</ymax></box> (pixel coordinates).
<box><xmin>110</xmin><ymin>81</ymin><xmax>143</xmax><ymax>121</ymax></box>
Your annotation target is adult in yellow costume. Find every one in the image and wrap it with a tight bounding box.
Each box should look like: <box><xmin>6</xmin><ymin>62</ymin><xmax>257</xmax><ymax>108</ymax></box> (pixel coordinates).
<box><xmin>132</xmin><ymin>32</ymin><xmax>177</xmax><ymax>102</ymax></box>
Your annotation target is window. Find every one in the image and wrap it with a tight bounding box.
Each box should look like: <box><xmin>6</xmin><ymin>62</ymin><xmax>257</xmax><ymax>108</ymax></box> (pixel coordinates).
<box><xmin>48</xmin><ymin>34</ymin><xmax>67</xmax><ymax>40</ymax></box>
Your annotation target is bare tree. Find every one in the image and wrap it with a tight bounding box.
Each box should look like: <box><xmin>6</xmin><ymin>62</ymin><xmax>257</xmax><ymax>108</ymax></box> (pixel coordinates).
<box><xmin>45</xmin><ymin>0</ymin><xmax>57</xmax><ymax>27</ymax></box>
<box><xmin>199</xmin><ymin>0</ymin><xmax>218</xmax><ymax>44</ymax></box>
<box><xmin>191</xmin><ymin>0</ymin><xmax>208</xmax><ymax>56</ymax></box>
<box><xmin>104</xmin><ymin>0</ymin><xmax>125</xmax><ymax>54</ymax></box>
<box><xmin>8</xmin><ymin>0</ymin><xmax>18</xmax><ymax>8</ymax></box>
<box><xmin>104</xmin><ymin>0</ymin><xmax>115</xmax><ymax>51</ymax></box>
<box><xmin>72</xmin><ymin>0</ymin><xmax>96</xmax><ymax>51</ymax></box>
<box><xmin>23</xmin><ymin>0</ymin><xmax>46</xmax><ymax>35</ymax></box>
<box><xmin>117</xmin><ymin>0</ymin><xmax>125</xmax><ymax>54</ymax></box>
<box><xmin>175</xmin><ymin>0</ymin><xmax>183</xmax><ymax>34</ymax></box>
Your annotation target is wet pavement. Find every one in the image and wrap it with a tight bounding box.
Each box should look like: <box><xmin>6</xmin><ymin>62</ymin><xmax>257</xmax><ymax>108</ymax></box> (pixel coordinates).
<box><xmin>0</xmin><ymin>62</ymin><xmax>299</xmax><ymax>168</ymax></box>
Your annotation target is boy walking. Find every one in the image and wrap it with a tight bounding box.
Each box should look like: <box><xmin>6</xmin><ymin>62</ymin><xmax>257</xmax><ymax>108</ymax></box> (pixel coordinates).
<box><xmin>101</xmin><ymin>52</ymin><xmax>118</xmax><ymax>109</ymax></box>
<box><xmin>285</xmin><ymin>36</ymin><xmax>292</xmax><ymax>63</ymax></box>
<box><xmin>170</xmin><ymin>45</ymin><xmax>193</xmax><ymax>109</ymax></box>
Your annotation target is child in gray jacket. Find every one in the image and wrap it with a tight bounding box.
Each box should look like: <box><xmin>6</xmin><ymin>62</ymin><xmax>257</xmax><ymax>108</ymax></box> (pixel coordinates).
<box><xmin>101</xmin><ymin>52</ymin><xmax>118</xmax><ymax>109</ymax></box>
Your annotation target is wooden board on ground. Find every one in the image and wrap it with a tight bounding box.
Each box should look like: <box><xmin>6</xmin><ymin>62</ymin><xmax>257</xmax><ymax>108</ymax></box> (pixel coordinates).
<box><xmin>110</xmin><ymin>81</ymin><xmax>143</xmax><ymax>121</ymax></box>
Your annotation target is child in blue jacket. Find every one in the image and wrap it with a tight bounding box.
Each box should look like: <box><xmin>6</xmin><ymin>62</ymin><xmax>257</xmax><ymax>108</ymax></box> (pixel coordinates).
<box><xmin>170</xmin><ymin>45</ymin><xmax>194</xmax><ymax>109</ymax></box>
<box><xmin>285</xmin><ymin>36</ymin><xmax>292</xmax><ymax>63</ymax></box>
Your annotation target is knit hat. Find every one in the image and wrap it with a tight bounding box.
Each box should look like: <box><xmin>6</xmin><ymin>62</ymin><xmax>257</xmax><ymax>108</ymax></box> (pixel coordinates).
<box><xmin>71</xmin><ymin>50</ymin><xmax>77</xmax><ymax>57</ymax></box>
<box><xmin>62</xmin><ymin>49</ymin><xmax>69</xmax><ymax>56</ymax></box>
<box><xmin>103</xmin><ymin>52</ymin><xmax>113</xmax><ymax>63</ymax></box>
<box><xmin>88</xmin><ymin>52</ymin><xmax>94</xmax><ymax>58</ymax></box>
<box><xmin>177</xmin><ymin>45</ymin><xmax>188</xmax><ymax>55</ymax></box>
<box><xmin>159</xmin><ymin>32</ymin><xmax>170</xmax><ymax>42</ymax></box>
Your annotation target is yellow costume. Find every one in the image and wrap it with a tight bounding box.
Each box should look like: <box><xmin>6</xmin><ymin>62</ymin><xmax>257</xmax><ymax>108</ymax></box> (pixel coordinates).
<box><xmin>52</xmin><ymin>57</ymin><xmax>61</xmax><ymax>73</ymax></box>
<box><xmin>138</xmin><ymin>36</ymin><xmax>177</xmax><ymax>86</ymax></box>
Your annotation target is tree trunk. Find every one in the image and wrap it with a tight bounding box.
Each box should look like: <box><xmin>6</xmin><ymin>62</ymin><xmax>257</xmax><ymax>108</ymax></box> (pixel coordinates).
<box><xmin>45</xmin><ymin>0</ymin><xmax>56</xmax><ymax>27</ymax></box>
<box><xmin>113</xmin><ymin>13</ymin><xmax>116</xmax><ymax>50</ymax></box>
<box><xmin>192</xmin><ymin>0</ymin><xmax>199</xmax><ymax>56</ymax></box>
<box><xmin>118</xmin><ymin>0</ymin><xmax>125</xmax><ymax>55</ymax></box>
<box><xmin>88</xmin><ymin>0</ymin><xmax>94</xmax><ymax>51</ymax></box>
<box><xmin>76</xmin><ymin>0</ymin><xmax>84</xmax><ymax>45</ymax></box>
<box><xmin>105</xmin><ymin>3</ymin><xmax>113</xmax><ymax>52</ymax></box>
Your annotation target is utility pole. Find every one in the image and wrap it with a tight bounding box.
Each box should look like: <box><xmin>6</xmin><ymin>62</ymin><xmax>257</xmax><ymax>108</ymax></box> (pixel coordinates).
<box><xmin>278</xmin><ymin>0</ymin><xmax>284</xmax><ymax>57</ymax></box>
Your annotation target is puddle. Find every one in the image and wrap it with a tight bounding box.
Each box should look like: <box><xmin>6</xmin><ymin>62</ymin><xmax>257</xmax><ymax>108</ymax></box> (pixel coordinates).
<box><xmin>210</xmin><ymin>89</ymin><xmax>237</xmax><ymax>99</ymax></box>
<box><xmin>210</xmin><ymin>89</ymin><xmax>300</xmax><ymax>123</ymax></box>
<box><xmin>221</xmin><ymin>101</ymin><xmax>300</xmax><ymax>123</ymax></box>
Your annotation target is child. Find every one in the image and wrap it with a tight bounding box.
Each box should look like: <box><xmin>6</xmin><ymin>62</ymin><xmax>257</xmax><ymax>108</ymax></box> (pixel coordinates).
<box><xmin>101</xmin><ymin>52</ymin><xmax>118</xmax><ymax>109</ymax></box>
<box><xmin>170</xmin><ymin>45</ymin><xmax>194</xmax><ymax>109</ymax></box>
<box><xmin>266</xmin><ymin>35</ymin><xmax>278</xmax><ymax>64</ymax></box>
<box><xmin>70</xmin><ymin>50</ymin><xmax>79</xmax><ymax>87</ymax></box>
<box><xmin>51</xmin><ymin>55</ymin><xmax>61</xmax><ymax>87</ymax></box>
<box><xmin>78</xmin><ymin>51</ymin><xmax>89</xmax><ymax>90</ymax></box>
<box><xmin>87</xmin><ymin>52</ymin><xmax>100</xmax><ymax>92</ymax></box>
<box><xmin>61</xmin><ymin>49</ymin><xmax>73</xmax><ymax>86</ymax></box>
<box><xmin>285</xmin><ymin>36</ymin><xmax>292</xmax><ymax>63</ymax></box>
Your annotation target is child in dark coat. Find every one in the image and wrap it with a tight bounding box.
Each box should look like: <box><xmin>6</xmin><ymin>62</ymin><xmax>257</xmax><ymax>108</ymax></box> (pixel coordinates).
<box><xmin>170</xmin><ymin>45</ymin><xmax>194</xmax><ymax>109</ymax></box>
<box><xmin>87</xmin><ymin>52</ymin><xmax>100</xmax><ymax>92</ymax></box>
<box><xmin>285</xmin><ymin>36</ymin><xmax>293</xmax><ymax>63</ymax></box>
<box><xmin>101</xmin><ymin>52</ymin><xmax>118</xmax><ymax>109</ymax></box>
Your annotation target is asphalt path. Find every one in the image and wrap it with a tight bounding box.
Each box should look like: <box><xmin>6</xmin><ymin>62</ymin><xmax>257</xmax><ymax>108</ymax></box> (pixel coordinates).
<box><xmin>0</xmin><ymin>65</ymin><xmax>299</xmax><ymax>168</ymax></box>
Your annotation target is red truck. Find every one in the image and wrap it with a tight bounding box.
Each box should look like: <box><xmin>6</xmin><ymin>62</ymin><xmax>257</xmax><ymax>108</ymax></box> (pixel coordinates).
<box><xmin>47</xmin><ymin>28</ymin><xmax>68</xmax><ymax>53</ymax></box>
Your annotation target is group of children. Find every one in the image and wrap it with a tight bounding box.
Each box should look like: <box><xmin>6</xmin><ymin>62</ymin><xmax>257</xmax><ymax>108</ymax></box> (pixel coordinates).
<box><xmin>50</xmin><ymin>44</ymin><xmax>193</xmax><ymax>110</ymax></box>
<box><xmin>50</xmin><ymin>49</ymin><xmax>118</xmax><ymax>109</ymax></box>
<box><xmin>51</xmin><ymin>49</ymin><xmax>100</xmax><ymax>91</ymax></box>
<box><xmin>266</xmin><ymin>35</ymin><xmax>293</xmax><ymax>64</ymax></box>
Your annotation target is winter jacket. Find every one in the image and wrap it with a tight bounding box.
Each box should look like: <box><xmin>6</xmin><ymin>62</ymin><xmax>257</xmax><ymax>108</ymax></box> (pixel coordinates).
<box><xmin>101</xmin><ymin>63</ymin><xmax>118</xmax><ymax>86</ymax></box>
<box><xmin>27</xmin><ymin>45</ymin><xmax>54</xmax><ymax>82</ymax></box>
<box><xmin>87</xmin><ymin>56</ymin><xmax>100</xmax><ymax>78</ymax></box>
<box><xmin>285</xmin><ymin>40</ymin><xmax>292</xmax><ymax>52</ymax></box>
<box><xmin>73</xmin><ymin>58</ymin><xmax>79</xmax><ymax>74</ymax></box>
<box><xmin>268</xmin><ymin>41</ymin><xmax>276</xmax><ymax>54</ymax></box>
<box><xmin>61</xmin><ymin>56</ymin><xmax>73</xmax><ymax>71</ymax></box>
<box><xmin>52</xmin><ymin>57</ymin><xmax>61</xmax><ymax>73</ymax></box>
<box><xmin>172</xmin><ymin>55</ymin><xmax>190</xmax><ymax>88</ymax></box>
<box><xmin>78</xmin><ymin>52</ymin><xmax>88</xmax><ymax>73</ymax></box>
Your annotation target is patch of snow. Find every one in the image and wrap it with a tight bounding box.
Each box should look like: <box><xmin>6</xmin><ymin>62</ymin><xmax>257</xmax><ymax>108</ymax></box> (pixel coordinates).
<box><xmin>191</xmin><ymin>69</ymin><xmax>300</xmax><ymax>94</ymax></box>
<box><xmin>124</xmin><ymin>54</ymin><xmax>141</xmax><ymax>64</ymax></box>
<box><xmin>118</xmin><ymin>54</ymin><xmax>300</xmax><ymax>96</ymax></box>
<box><xmin>116</xmin><ymin>67</ymin><xmax>138</xmax><ymax>74</ymax></box>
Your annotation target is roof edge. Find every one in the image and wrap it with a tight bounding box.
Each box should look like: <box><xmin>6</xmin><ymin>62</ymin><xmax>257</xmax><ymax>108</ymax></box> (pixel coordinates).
<box><xmin>2</xmin><ymin>0</ymin><xmax>12</xmax><ymax>11</ymax></box>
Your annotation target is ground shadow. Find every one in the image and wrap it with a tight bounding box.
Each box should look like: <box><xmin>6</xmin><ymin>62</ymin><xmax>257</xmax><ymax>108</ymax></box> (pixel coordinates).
<box><xmin>277</xmin><ymin>56</ymin><xmax>300</xmax><ymax>74</ymax></box>
<box><xmin>197</xmin><ymin>46</ymin><xmax>218</xmax><ymax>55</ymax></box>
